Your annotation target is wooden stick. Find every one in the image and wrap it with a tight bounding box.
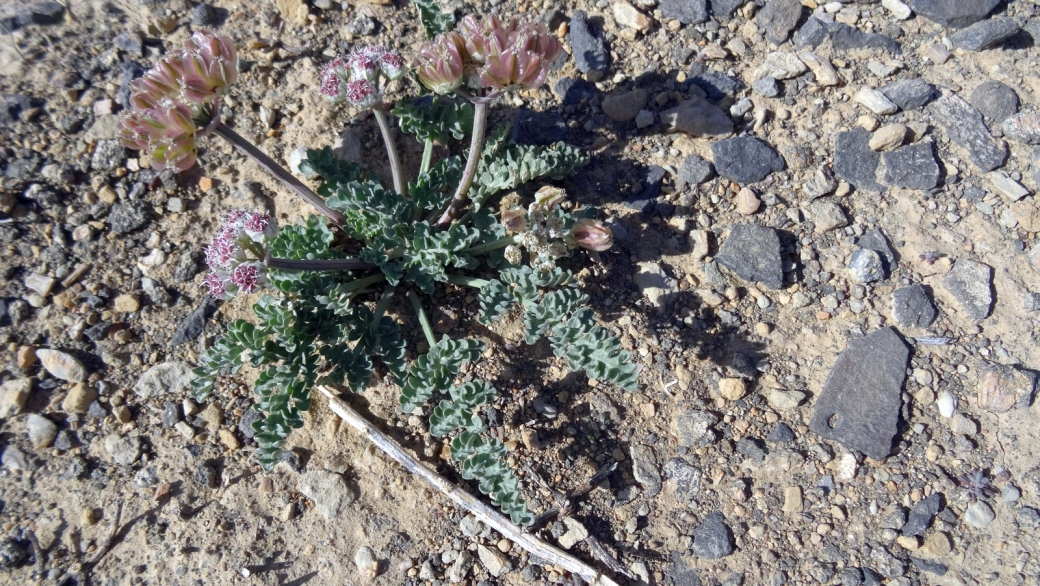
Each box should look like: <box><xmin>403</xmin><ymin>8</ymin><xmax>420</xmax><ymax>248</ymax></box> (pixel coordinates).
<box><xmin>315</xmin><ymin>386</ymin><xmax>620</xmax><ymax>586</ymax></box>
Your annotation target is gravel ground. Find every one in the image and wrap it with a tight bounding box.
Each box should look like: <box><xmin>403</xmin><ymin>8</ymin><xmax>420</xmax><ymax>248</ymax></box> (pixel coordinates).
<box><xmin>1</xmin><ymin>0</ymin><xmax>1040</xmax><ymax>585</ymax></box>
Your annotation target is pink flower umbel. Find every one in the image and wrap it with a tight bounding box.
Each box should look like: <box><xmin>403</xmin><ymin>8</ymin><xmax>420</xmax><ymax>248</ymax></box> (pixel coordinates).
<box><xmin>202</xmin><ymin>209</ymin><xmax>278</xmax><ymax>299</ymax></box>
<box><xmin>345</xmin><ymin>79</ymin><xmax>378</xmax><ymax>109</ymax></box>
<box><xmin>319</xmin><ymin>46</ymin><xmax>404</xmax><ymax>106</ymax></box>
<box><xmin>416</xmin><ymin>33</ymin><xmax>466</xmax><ymax>94</ymax></box>
<box><xmin>230</xmin><ymin>262</ymin><xmax>265</xmax><ymax>294</ymax></box>
<box><xmin>205</xmin><ymin>271</ymin><xmax>230</xmax><ymax>299</ymax></box>
<box><xmin>568</xmin><ymin>218</ymin><xmax>614</xmax><ymax>252</ymax></box>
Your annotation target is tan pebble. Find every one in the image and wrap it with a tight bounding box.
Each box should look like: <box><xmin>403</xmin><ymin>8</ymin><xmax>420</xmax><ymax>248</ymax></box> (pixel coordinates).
<box><xmin>718</xmin><ymin>378</ymin><xmax>747</xmax><ymax>400</ymax></box>
<box><xmin>199</xmin><ymin>177</ymin><xmax>214</xmax><ymax>192</ymax></box>
<box><xmin>16</xmin><ymin>345</ymin><xmax>37</xmax><ymax>369</ymax></box>
<box><xmin>82</xmin><ymin>508</ymin><xmax>96</xmax><ymax>525</ymax></box>
<box><xmin>755</xmin><ymin>322</ymin><xmax>772</xmax><ymax>336</ymax></box>
<box><xmin>896</xmin><ymin>535</ymin><xmax>920</xmax><ymax>551</ymax></box>
<box><xmin>61</xmin><ymin>382</ymin><xmax>98</xmax><ymax>414</ymax></box>
<box><xmin>281</xmin><ymin>503</ymin><xmax>296</xmax><ymax>521</ymax></box>
<box><xmin>816</xmin><ymin>311</ymin><xmax>832</xmax><ymax>320</ymax></box>
<box><xmin>497</xmin><ymin>539</ymin><xmax>512</xmax><ymax>553</ymax></box>
<box><xmin>735</xmin><ymin>187</ymin><xmax>761</xmax><ymax>215</ymax></box>
<box><xmin>113</xmin><ymin>293</ymin><xmax>140</xmax><ymax>313</ymax></box>
<box><xmin>868</xmin><ymin>124</ymin><xmax>907</xmax><ymax>151</ymax></box>
<box><xmin>520</xmin><ymin>428</ymin><xmax>541</xmax><ymax>450</ymax></box>
<box><xmin>98</xmin><ymin>185</ymin><xmax>117</xmax><ymax>204</ymax></box>
<box><xmin>113</xmin><ymin>405</ymin><xmax>132</xmax><ymax>424</ymax></box>
<box><xmin>219</xmin><ymin>429</ymin><xmax>240</xmax><ymax>450</ymax></box>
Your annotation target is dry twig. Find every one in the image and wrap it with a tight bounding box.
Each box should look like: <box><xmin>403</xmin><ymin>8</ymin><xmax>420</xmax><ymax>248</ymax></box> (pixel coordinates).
<box><xmin>316</xmin><ymin>385</ymin><xmax>620</xmax><ymax>586</ymax></box>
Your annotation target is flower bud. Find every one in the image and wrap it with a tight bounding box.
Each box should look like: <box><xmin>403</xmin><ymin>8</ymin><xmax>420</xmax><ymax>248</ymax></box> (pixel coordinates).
<box><xmin>377</xmin><ymin>49</ymin><xmax>405</xmax><ymax>80</ymax></box>
<box><xmin>230</xmin><ymin>262</ymin><xmax>266</xmax><ymax>295</ymax></box>
<box><xmin>532</xmin><ymin>185</ymin><xmax>567</xmax><ymax>210</ymax></box>
<box><xmin>568</xmin><ymin>218</ymin><xmax>614</xmax><ymax>252</ymax></box>
<box><xmin>500</xmin><ymin>208</ymin><xmax>527</xmax><ymax>234</ymax></box>
<box><xmin>242</xmin><ymin>211</ymin><xmax>278</xmax><ymax>242</ymax></box>
<box><xmin>319</xmin><ymin>57</ymin><xmax>349</xmax><ymax>103</ymax></box>
<box><xmin>416</xmin><ymin>33</ymin><xmax>466</xmax><ymax>95</ymax></box>
<box><xmin>345</xmin><ymin>79</ymin><xmax>379</xmax><ymax>109</ymax></box>
<box><xmin>205</xmin><ymin>271</ymin><xmax>231</xmax><ymax>300</ymax></box>
<box><xmin>348</xmin><ymin>46</ymin><xmax>381</xmax><ymax>82</ymax></box>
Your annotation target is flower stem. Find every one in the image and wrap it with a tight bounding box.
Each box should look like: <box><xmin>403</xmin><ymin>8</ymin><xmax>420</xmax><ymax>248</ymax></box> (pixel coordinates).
<box><xmin>374</xmin><ymin>108</ymin><xmax>406</xmax><ymax>197</ymax></box>
<box><xmin>265</xmin><ymin>256</ymin><xmax>377</xmax><ymax>271</ymax></box>
<box><xmin>212</xmin><ymin>122</ymin><xmax>344</xmax><ymax>226</ymax></box>
<box><xmin>419</xmin><ymin>138</ymin><xmax>434</xmax><ymax>176</ymax></box>
<box><xmin>445</xmin><ymin>274</ymin><xmax>490</xmax><ymax>288</ymax></box>
<box><xmin>372</xmin><ymin>285</ymin><xmax>397</xmax><ymax>325</ymax></box>
<box><xmin>463</xmin><ymin>234</ymin><xmax>516</xmax><ymax>256</ymax></box>
<box><xmin>408</xmin><ymin>289</ymin><xmax>437</xmax><ymax>347</ymax></box>
<box><xmin>435</xmin><ymin>100</ymin><xmax>488</xmax><ymax>228</ymax></box>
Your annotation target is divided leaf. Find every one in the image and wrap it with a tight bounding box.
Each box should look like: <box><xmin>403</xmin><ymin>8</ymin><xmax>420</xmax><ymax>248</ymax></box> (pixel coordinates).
<box><xmin>394</xmin><ymin>97</ymin><xmax>474</xmax><ymax>143</ymax></box>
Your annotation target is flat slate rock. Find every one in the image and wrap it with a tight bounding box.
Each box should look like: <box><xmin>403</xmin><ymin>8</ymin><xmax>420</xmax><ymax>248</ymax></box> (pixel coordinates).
<box><xmin>569</xmin><ymin>11</ymin><xmax>609</xmax><ymax>74</ymax></box>
<box><xmin>794</xmin><ymin>17</ymin><xmax>901</xmax><ymax>53</ymax></box>
<box><xmin>892</xmin><ymin>284</ymin><xmax>938</xmax><ymax>328</ymax></box>
<box><xmin>756</xmin><ymin>0</ymin><xmax>803</xmax><ymax>45</ymax></box>
<box><xmin>968</xmin><ymin>80</ymin><xmax>1019</xmax><ymax>124</ymax></box>
<box><xmin>170</xmin><ymin>296</ymin><xmax>217</xmax><ymax>346</ymax></box>
<box><xmin>678</xmin><ymin>154</ymin><xmax>714</xmax><ymax>188</ymax></box>
<box><xmin>942</xmin><ymin>259</ymin><xmax>994</xmax><ymax>320</ymax></box>
<box><xmin>902</xmin><ymin>493</ymin><xmax>943</xmax><ymax>537</ymax></box>
<box><xmin>689</xmin><ymin>69</ymin><xmax>745</xmax><ymax>102</ymax></box>
<box><xmin>879</xmin><ymin>78</ymin><xmax>936</xmax><ymax>111</ymax></box>
<box><xmin>710</xmin><ymin>136</ymin><xmax>784</xmax><ymax>184</ymax></box>
<box><xmin>710</xmin><ymin>0</ymin><xmax>743</xmax><ymax>18</ymax></box>
<box><xmin>881</xmin><ymin>141</ymin><xmax>940</xmax><ymax>190</ymax></box>
<box><xmin>691</xmin><ymin>512</ymin><xmax>734</xmax><ymax>559</ymax></box>
<box><xmin>927</xmin><ymin>91</ymin><xmax>1008</xmax><ymax>172</ymax></box>
<box><xmin>714</xmin><ymin>224</ymin><xmax>784</xmax><ymax>290</ymax></box>
<box><xmin>950</xmin><ymin>17</ymin><xmax>1021</xmax><ymax>52</ymax></box>
<box><xmin>809</xmin><ymin>327</ymin><xmax>909</xmax><ymax>460</ymax></box>
<box><xmin>660</xmin><ymin>0</ymin><xmax>709</xmax><ymax>25</ymax></box>
<box><xmin>512</xmin><ymin>109</ymin><xmax>567</xmax><ymax>145</ymax></box>
<box><xmin>834</xmin><ymin>127</ymin><xmax>882</xmax><ymax>191</ymax></box>
<box><xmin>910</xmin><ymin>0</ymin><xmax>1001</xmax><ymax>29</ymax></box>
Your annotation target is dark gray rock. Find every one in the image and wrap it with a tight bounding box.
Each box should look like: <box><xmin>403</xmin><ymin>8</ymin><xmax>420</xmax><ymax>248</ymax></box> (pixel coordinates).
<box><xmin>667</xmin><ymin>551</ymin><xmax>703</xmax><ymax>586</ymax></box>
<box><xmin>84</xmin><ymin>320</ymin><xmax>110</xmax><ymax>342</ymax></box>
<box><xmin>950</xmin><ymin>17</ymin><xmax>1020</xmax><ymax>51</ymax></box>
<box><xmin>678</xmin><ymin>155</ymin><xmax>714</xmax><ymax>188</ymax></box>
<box><xmin>910</xmin><ymin>558</ymin><xmax>948</xmax><ymax>576</ymax></box>
<box><xmin>108</xmin><ymin>200</ymin><xmax>152</xmax><ymax>234</ymax></box>
<box><xmin>848</xmin><ymin>249</ymin><xmax>885</xmax><ymax>283</ymax></box>
<box><xmin>161</xmin><ymin>401</ymin><xmax>180</xmax><ymax>429</ymax></box>
<box><xmin>625</xmin><ymin>165</ymin><xmax>667</xmax><ymax>213</ymax></box>
<box><xmin>736</xmin><ymin>437</ymin><xmax>767</xmax><ymax>463</ymax></box>
<box><xmin>834</xmin><ymin>127</ymin><xmax>882</xmax><ymax>191</ymax></box>
<box><xmin>856</xmin><ymin>229</ymin><xmax>896</xmax><ymax>267</ymax></box>
<box><xmin>767</xmin><ymin>422</ymin><xmax>795</xmax><ymax>443</ymax></box>
<box><xmin>756</xmin><ymin>0</ymin><xmax>804</xmax><ymax>45</ymax></box>
<box><xmin>512</xmin><ymin>109</ymin><xmax>567</xmax><ymax>146</ymax></box>
<box><xmin>892</xmin><ymin>284</ymin><xmax>937</xmax><ymax>328</ymax></box>
<box><xmin>0</xmin><ymin>539</ymin><xmax>27</xmax><ymax>569</ymax></box>
<box><xmin>715</xmin><ymin>224</ymin><xmax>784</xmax><ymax>290</ymax></box>
<box><xmin>709</xmin><ymin>0</ymin><xmax>742</xmax><ymax>19</ymax></box>
<box><xmin>710</xmin><ymin>137</ymin><xmax>784</xmax><ymax>184</ymax></box>
<box><xmin>660</xmin><ymin>0</ymin><xmax>708</xmax><ymax>24</ymax></box>
<box><xmin>91</xmin><ymin>139</ymin><xmax>128</xmax><ymax>172</ymax></box>
<box><xmin>910</xmin><ymin>0</ymin><xmax>1000</xmax><ymax>29</ymax></box>
<box><xmin>942</xmin><ymin>259</ymin><xmax>993</xmax><ymax>320</ymax></box>
<box><xmin>174</xmin><ymin>250</ymin><xmax>201</xmax><ymax>282</ymax></box>
<box><xmin>192</xmin><ymin>462</ymin><xmax>218</xmax><ymax>488</ymax></box>
<box><xmin>552</xmin><ymin>77</ymin><xmax>597</xmax><ymax>106</ymax></box>
<box><xmin>881</xmin><ymin>141</ymin><xmax>940</xmax><ymax>190</ymax></box>
<box><xmin>752</xmin><ymin>77</ymin><xmax>779</xmax><ymax>97</ymax></box>
<box><xmin>690</xmin><ymin>70</ymin><xmax>745</xmax><ymax>102</ymax></box>
<box><xmin>113</xmin><ymin>32</ymin><xmax>143</xmax><ymax>56</ymax></box>
<box><xmin>969</xmin><ymin>80</ymin><xmax>1019</xmax><ymax>123</ymax></box>
<box><xmin>239</xmin><ymin>407</ymin><xmax>261</xmax><ymax>439</ymax></box>
<box><xmin>191</xmin><ymin>2</ymin><xmax>218</xmax><ymax>26</ymax></box>
<box><xmin>927</xmin><ymin>91</ymin><xmax>1007</xmax><ymax>172</ymax></box>
<box><xmin>838</xmin><ymin>568</ymin><xmax>863</xmax><ymax>586</ymax></box>
<box><xmin>879</xmin><ymin>78</ymin><xmax>936</xmax><ymax>111</ymax></box>
<box><xmin>570</xmin><ymin>11</ymin><xmax>609</xmax><ymax>74</ymax></box>
<box><xmin>862</xmin><ymin>568</ymin><xmax>883</xmax><ymax>586</ymax></box>
<box><xmin>5</xmin><ymin>159</ymin><xmax>37</xmax><ymax>180</ymax></box>
<box><xmin>30</xmin><ymin>1</ymin><xmax>65</xmax><ymax>25</ymax></box>
<box><xmin>171</xmin><ymin>296</ymin><xmax>217</xmax><ymax>346</ymax></box>
<box><xmin>691</xmin><ymin>512</ymin><xmax>734</xmax><ymax>559</ymax></box>
<box><xmin>902</xmin><ymin>493</ymin><xmax>942</xmax><ymax>537</ymax></box>
<box><xmin>794</xmin><ymin>18</ymin><xmax>901</xmax><ymax>53</ymax></box>
<box><xmin>808</xmin><ymin>327</ymin><xmax>909</xmax><ymax>460</ymax></box>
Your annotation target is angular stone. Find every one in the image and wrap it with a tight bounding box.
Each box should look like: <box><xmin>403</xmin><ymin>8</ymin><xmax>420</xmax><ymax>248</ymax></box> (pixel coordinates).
<box><xmin>62</xmin><ymin>383</ymin><xmax>97</xmax><ymax>414</ymax></box>
<box><xmin>602</xmin><ymin>88</ymin><xmax>648</xmax><ymax>122</ymax></box>
<box><xmin>978</xmin><ymin>364</ymin><xmax>1037</xmax><ymax>413</ymax></box>
<box><xmin>892</xmin><ymin>284</ymin><xmax>937</xmax><ymax>328</ymax></box>
<box><xmin>870</xmin><ymin>124</ymin><xmax>907</xmax><ymax>151</ymax></box>
<box><xmin>630</xmin><ymin>444</ymin><xmax>661</xmax><ymax>497</ymax></box>
<box><xmin>855</xmin><ymin>88</ymin><xmax>898</xmax><ymax>115</ymax></box>
<box><xmin>663</xmin><ymin>458</ymin><xmax>702</xmax><ymax>501</ymax></box>
<box><xmin>964</xmin><ymin>501</ymin><xmax>995</xmax><ymax>529</ymax></box>
<box><xmin>661</xmin><ymin>97</ymin><xmax>733</xmax><ymax>137</ymax></box>
<box><xmin>881</xmin><ymin>141</ymin><xmax>940</xmax><ymax>190</ymax></box>
<box><xmin>300</xmin><ymin>470</ymin><xmax>356</xmax><ymax>519</ymax></box>
<box><xmin>660</xmin><ymin>0</ymin><xmax>708</xmax><ymax>24</ymax></box>
<box><xmin>673</xmin><ymin>410</ymin><xmax>719</xmax><ymax>446</ymax></box>
<box><xmin>804</xmin><ymin>166</ymin><xmax>838</xmax><ymax>199</ymax></box>
<box><xmin>133</xmin><ymin>361</ymin><xmax>195</xmax><ymax>399</ymax></box>
<box><xmin>882</xmin><ymin>0</ymin><xmax>912</xmax><ymax>20</ymax></box>
<box><xmin>902</xmin><ymin>493</ymin><xmax>943</xmax><ymax>537</ymax></box>
<box><xmin>968</xmin><ymin>81</ymin><xmax>1019</xmax><ymax>124</ymax></box>
<box><xmin>689</xmin><ymin>70</ymin><xmax>745</xmax><ymax>102</ymax></box>
<box><xmin>809</xmin><ymin>327</ymin><xmax>910</xmax><ymax>460</ymax></box>
<box><xmin>949</xmin><ymin>17</ymin><xmax>1020</xmax><ymax>52</ymax></box>
<box><xmin>170</xmin><ymin>296</ymin><xmax>217</xmax><ymax>346</ymax></box>
<box><xmin>633</xmin><ymin>261</ymin><xmax>678</xmax><ymax>311</ymax></box>
<box><xmin>477</xmin><ymin>544</ymin><xmax>511</xmax><ymax>577</ymax></box>
<box><xmin>796</xmin><ymin>17</ymin><xmax>901</xmax><ymax>52</ymax></box>
<box><xmin>880</xmin><ymin>78</ymin><xmax>936</xmax><ymax>111</ymax></box>
<box><xmin>710</xmin><ymin>0</ymin><xmax>742</xmax><ymax>18</ymax></box>
<box><xmin>767</xmin><ymin>422</ymin><xmax>796</xmax><ymax>443</ymax></box>
<box><xmin>36</xmin><ymin>349</ymin><xmax>87</xmax><ymax>382</ymax></box>
<box><xmin>856</xmin><ymin>229</ymin><xmax>896</xmax><ymax>267</ymax></box>
<box><xmin>927</xmin><ymin>91</ymin><xmax>1007</xmax><ymax>172</ymax></box>
<box><xmin>942</xmin><ymin>259</ymin><xmax>993</xmax><ymax>320</ymax></box>
<box><xmin>558</xmin><ymin>517</ymin><xmax>589</xmax><ymax>549</ymax></box>
<box><xmin>354</xmin><ymin>546</ymin><xmax>378</xmax><ymax>575</ymax></box>
<box><xmin>691</xmin><ymin>512</ymin><xmax>734</xmax><ymax>559</ymax></box>
<box><xmin>987</xmin><ymin>171</ymin><xmax>1030</xmax><ymax>202</ymax></box>
<box><xmin>1002</xmin><ymin>112</ymin><xmax>1040</xmax><ymax>145</ymax></box>
<box><xmin>24</xmin><ymin>273</ymin><xmax>57</xmax><ymax>296</ymax></box>
<box><xmin>753</xmin><ymin>52</ymin><xmax>808</xmax><ymax>81</ymax></box>
<box><xmin>752</xmin><ymin>77</ymin><xmax>780</xmax><ymax>97</ymax></box>
<box><xmin>765</xmin><ymin>388</ymin><xmax>806</xmax><ymax>410</ymax></box>
<box><xmin>798</xmin><ymin>51</ymin><xmax>841</xmax><ymax>86</ymax></box>
<box><xmin>710</xmin><ymin>137</ymin><xmax>784</xmax><ymax>184</ymax></box>
<box><xmin>104</xmin><ymin>433</ymin><xmax>141</xmax><ymax>466</ymax></box>
<box><xmin>26</xmin><ymin>414</ymin><xmax>58</xmax><ymax>448</ymax></box>
<box><xmin>570</xmin><ymin>11</ymin><xmax>609</xmax><ymax>74</ymax></box>
<box><xmin>715</xmin><ymin>224</ymin><xmax>784</xmax><ymax>290</ymax></box>
<box><xmin>848</xmin><ymin>249</ymin><xmax>885</xmax><ymax>284</ymax></box>
<box><xmin>613</xmin><ymin>2</ymin><xmax>651</xmax><ymax>31</ymax></box>
<box><xmin>909</xmin><ymin>0</ymin><xmax>1000</xmax><ymax>29</ymax></box>
<box><xmin>834</xmin><ymin>127</ymin><xmax>882</xmax><ymax>191</ymax></box>
<box><xmin>108</xmin><ymin>200</ymin><xmax>152</xmax><ymax>235</ymax></box>
<box><xmin>810</xmin><ymin>199</ymin><xmax>849</xmax><ymax>233</ymax></box>
<box><xmin>756</xmin><ymin>0</ymin><xmax>804</xmax><ymax>45</ymax></box>
<box><xmin>0</xmin><ymin>379</ymin><xmax>31</xmax><ymax>418</ymax></box>
<box><xmin>678</xmin><ymin>155</ymin><xmax>714</xmax><ymax>188</ymax></box>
